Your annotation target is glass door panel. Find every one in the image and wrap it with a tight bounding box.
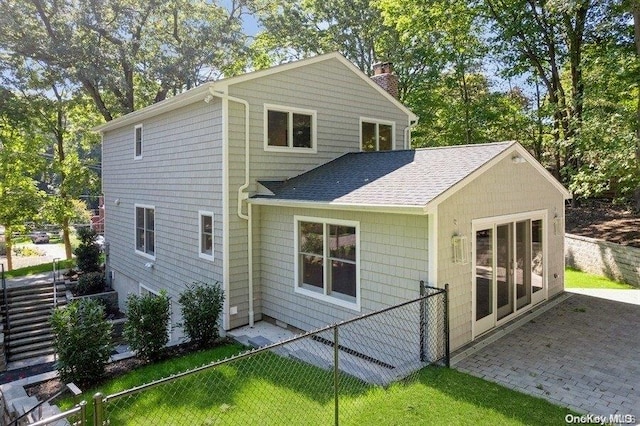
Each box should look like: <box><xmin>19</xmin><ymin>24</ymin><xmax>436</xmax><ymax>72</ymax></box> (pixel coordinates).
<box><xmin>475</xmin><ymin>229</ymin><xmax>493</xmax><ymax>321</ymax></box>
<box><xmin>516</xmin><ymin>220</ymin><xmax>531</xmax><ymax>309</ymax></box>
<box><xmin>496</xmin><ymin>224</ymin><xmax>513</xmax><ymax>320</ymax></box>
<box><xmin>531</xmin><ymin>219</ymin><xmax>544</xmax><ymax>302</ymax></box>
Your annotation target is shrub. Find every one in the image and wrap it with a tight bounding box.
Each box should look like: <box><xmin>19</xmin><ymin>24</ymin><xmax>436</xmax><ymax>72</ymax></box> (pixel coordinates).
<box><xmin>124</xmin><ymin>290</ymin><xmax>171</xmax><ymax>361</ymax></box>
<box><xmin>13</xmin><ymin>246</ymin><xmax>45</xmax><ymax>257</ymax></box>
<box><xmin>75</xmin><ymin>271</ymin><xmax>105</xmax><ymax>296</ymax></box>
<box><xmin>178</xmin><ymin>281</ymin><xmax>224</xmax><ymax>348</ymax></box>
<box><xmin>49</xmin><ymin>299</ymin><xmax>113</xmax><ymax>385</ymax></box>
<box><xmin>73</xmin><ymin>227</ymin><xmax>101</xmax><ymax>273</ymax></box>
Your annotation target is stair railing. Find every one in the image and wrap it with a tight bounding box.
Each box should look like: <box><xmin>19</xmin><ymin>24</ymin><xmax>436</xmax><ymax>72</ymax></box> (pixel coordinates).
<box><xmin>52</xmin><ymin>258</ymin><xmax>60</xmax><ymax>308</ymax></box>
<box><xmin>2</xmin><ymin>263</ymin><xmax>8</xmax><ymax>330</ymax></box>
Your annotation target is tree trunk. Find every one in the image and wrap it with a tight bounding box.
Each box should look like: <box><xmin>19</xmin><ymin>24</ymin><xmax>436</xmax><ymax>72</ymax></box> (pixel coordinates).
<box><xmin>5</xmin><ymin>231</ymin><xmax>13</xmax><ymax>271</ymax></box>
<box><xmin>62</xmin><ymin>217</ymin><xmax>72</xmax><ymax>260</ymax></box>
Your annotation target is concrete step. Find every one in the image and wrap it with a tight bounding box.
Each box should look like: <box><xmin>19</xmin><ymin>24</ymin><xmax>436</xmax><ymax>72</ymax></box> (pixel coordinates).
<box><xmin>7</xmin><ymin>345</ymin><xmax>55</xmax><ymax>362</ymax></box>
<box><xmin>7</xmin><ymin>339</ymin><xmax>54</xmax><ymax>355</ymax></box>
<box><xmin>7</xmin><ymin>296</ymin><xmax>58</xmax><ymax>309</ymax></box>
<box><xmin>9</xmin><ymin>326</ymin><xmax>54</xmax><ymax>340</ymax></box>
<box><xmin>9</xmin><ymin>333</ymin><xmax>54</xmax><ymax>350</ymax></box>
<box><xmin>5</xmin><ymin>283</ymin><xmax>66</xmax><ymax>298</ymax></box>
<box><xmin>8</xmin><ymin>306</ymin><xmax>53</xmax><ymax>327</ymax></box>
<box><xmin>5</xmin><ymin>320</ymin><xmax>51</xmax><ymax>338</ymax></box>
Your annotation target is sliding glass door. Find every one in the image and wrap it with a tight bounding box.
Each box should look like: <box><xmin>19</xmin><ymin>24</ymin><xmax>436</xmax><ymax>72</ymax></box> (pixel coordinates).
<box><xmin>474</xmin><ymin>214</ymin><xmax>545</xmax><ymax>338</ymax></box>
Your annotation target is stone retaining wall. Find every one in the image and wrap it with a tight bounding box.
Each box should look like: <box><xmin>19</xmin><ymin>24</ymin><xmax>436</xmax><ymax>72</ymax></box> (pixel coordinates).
<box><xmin>565</xmin><ymin>233</ymin><xmax>640</xmax><ymax>287</ymax></box>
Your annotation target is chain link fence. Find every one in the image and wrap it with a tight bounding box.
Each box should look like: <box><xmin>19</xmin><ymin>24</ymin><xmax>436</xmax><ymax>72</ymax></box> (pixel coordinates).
<box><xmin>37</xmin><ymin>283</ymin><xmax>448</xmax><ymax>426</ymax></box>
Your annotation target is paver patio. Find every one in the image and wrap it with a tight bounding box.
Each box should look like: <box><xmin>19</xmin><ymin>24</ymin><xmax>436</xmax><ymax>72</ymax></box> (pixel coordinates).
<box><xmin>453</xmin><ymin>293</ymin><xmax>640</xmax><ymax>418</ymax></box>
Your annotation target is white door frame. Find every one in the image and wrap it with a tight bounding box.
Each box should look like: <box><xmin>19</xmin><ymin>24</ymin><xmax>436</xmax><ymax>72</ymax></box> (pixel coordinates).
<box><xmin>472</xmin><ymin>210</ymin><xmax>548</xmax><ymax>340</ymax></box>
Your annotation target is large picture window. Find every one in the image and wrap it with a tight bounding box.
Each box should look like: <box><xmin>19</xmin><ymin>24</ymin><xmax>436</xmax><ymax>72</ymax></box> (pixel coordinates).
<box><xmin>295</xmin><ymin>216</ymin><xmax>359</xmax><ymax>310</ymax></box>
<box><xmin>264</xmin><ymin>104</ymin><xmax>316</xmax><ymax>152</ymax></box>
<box><xmin>360</xmin><ymin>118</ymin><xmax>394</xmax><ymax>151</ymax></box>
<box><xmin>135</xmin><ymin>205</ymin><xmax>155</xmax><ymax>258</ymax></box>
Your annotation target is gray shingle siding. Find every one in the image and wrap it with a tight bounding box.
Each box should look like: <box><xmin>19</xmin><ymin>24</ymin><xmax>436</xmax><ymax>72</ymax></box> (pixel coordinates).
<box><xmin>103</xmin><ymin>100</ymin><xmax>224</xmax><ymax>342</ymax></box>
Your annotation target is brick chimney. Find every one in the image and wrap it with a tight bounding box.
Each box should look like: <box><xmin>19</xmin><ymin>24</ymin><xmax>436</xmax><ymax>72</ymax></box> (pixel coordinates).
<box><xmin>371</xmin><ymin>62</ymin><xmax>399</xmax><ymax>99</ymax></box>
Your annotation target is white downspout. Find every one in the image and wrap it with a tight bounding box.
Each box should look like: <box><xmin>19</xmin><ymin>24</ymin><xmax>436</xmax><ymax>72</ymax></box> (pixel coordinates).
<box><xmin>404</xmin><ymin>118</ymin><xmax>419</xmax><ymax>149</ymax></box>
<box><xmin>207</xmin><ymin>87</ymin><xmax>254</xmax><ymax>327</ymax></box>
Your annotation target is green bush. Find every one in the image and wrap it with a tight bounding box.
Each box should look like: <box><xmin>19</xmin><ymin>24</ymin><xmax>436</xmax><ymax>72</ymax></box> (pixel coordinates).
<box><xmin>75</xmin><ymin>271</ymin><xmax>105</xmax><ymax>296</ymax></box>
<box><xmin>124</xmin><ymin>290</ymin><xmax>171</xmax><ymax>361</ymax></box>
<box><xmin>49</xmin><ymin>299</ymin><xmax>113</xmax><ymax>385</ymax></box>
<box><xmin>73</xmin><ymin>227</ymin><xmax>101</xmax><ymax>273</ymax></box>
<box><xmin>13</xmin><ymin>246</ymin><xmax>45</xmax><ymax>257</ymax></box>
<box><xmin>178</xmin><ymin>281</ymin><xmax>224</xmax><ymax>348</ymax></box>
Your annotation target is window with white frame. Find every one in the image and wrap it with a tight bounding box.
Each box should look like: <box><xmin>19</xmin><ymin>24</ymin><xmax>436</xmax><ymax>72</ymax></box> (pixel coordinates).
<box><xmin>360</xmin><ymin>119</ymin><xmax>394</xmax><ymax>151</ymax></box>
<box><xmin>134</xmin><ymin>124</ymin><xmax>143</xmax><ymax>159</ymax></box>
<box><xmin>264</xmin><ymin>104</ymin><xmax>316</xmax><ymax>152</ymax></box>
<box><xmin>199</xmin><ymin>211</ymin><xmax>214</xmax><ymax>260</ymax></box>
<box><xmin>135</xmin><ymin>205</ymin><xmax>155</xmax><ymax>258</ymax></box>
<box><xmin>139</xmin><ymin>283</ymin><xmax>172</xmax><ymax>340</ymax></box>
<box><xmin>295</xmin><ymin>216</ymin><xmax>359</xmax><ymax>310</ymax></box>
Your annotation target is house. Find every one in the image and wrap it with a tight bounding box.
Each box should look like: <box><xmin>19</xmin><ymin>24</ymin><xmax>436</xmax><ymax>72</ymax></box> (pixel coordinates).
<box><xmin>95</xmin><ymin>52</ymin><xmax>571</xmax><ymax>354</ymax></box>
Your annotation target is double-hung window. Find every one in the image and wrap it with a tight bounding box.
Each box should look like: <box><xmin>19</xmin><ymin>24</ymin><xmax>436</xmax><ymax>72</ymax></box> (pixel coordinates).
<box><xmin>360</xmin><ymin>118</ymin><xmax>394</xmax><ymax>151</ymax></box>
<box><xmin>134</xmin><ymin>124</ymin><xmax>143</xmax><ymax>159</ymax></box>
<box><xmin>295</xmin><ymin>216</ymin><xmax>360</xmax><ymax>310</ymax></box>
<box><xmin>264</xmin><ymin>104</ymin><xmax>317</xmax><ymax>152</ymax></box>
<box><xmin>199</xmin><ymin>211</ymin><xmax>214</xmax><ymax>260</ymax></box>
<box><xmin>135</xmin><ymin>205</ymin><xmax>155</xmax><ymax>258</ymax></box>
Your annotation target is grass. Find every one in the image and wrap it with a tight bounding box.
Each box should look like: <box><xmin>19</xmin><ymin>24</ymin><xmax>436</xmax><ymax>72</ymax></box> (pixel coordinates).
<box><xmin>58</xmin><ymin>343</ymin><xmax>574</xmax><ymax>425</ymax></box>
<box><xmin>565</xmin><ymin>267</ymin><xmax>635</xmax><ymax>289</ymax></box>
<box><xmin>4</xmin><ymin>259</ymin><xmax>75</xmax><ymax>279</ymax></box>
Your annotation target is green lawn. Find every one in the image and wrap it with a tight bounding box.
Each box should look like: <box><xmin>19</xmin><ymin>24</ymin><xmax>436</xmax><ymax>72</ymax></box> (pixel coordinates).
<box><xmin>59</xmin><ymin>343</ymin><xmax>574</xmax><ymax>425</ymax></box>
<box><xmin>565</xmin><ymin>267</ymin><xmax>635</xmax><ymax>289</ymax></box>
<box><xmin>3</xmin><ymin>259</ymin><xmax>75</xmax><ymax>279</ymax></box>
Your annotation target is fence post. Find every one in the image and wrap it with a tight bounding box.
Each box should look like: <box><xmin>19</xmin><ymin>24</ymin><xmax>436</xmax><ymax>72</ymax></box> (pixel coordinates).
<box><xmin>333</xmin><ymin>325</ymin><xmax>339</xmax><ymax>426</ymax></box>
<box><xmin>444</xmin><ymin>283</ymin><xmax>450</xmax><ymax>368</ymax></box>
<box><xmin>79</xmin><ymin>400</ymin><xmax>87</xmax><ymax>426</ymax></box>
<box><xmin>93</xmin><ymin>393</ymin><xmax>104</xmax><ymax>425</ymax></box>
<box><xmin>419</xmin><ymin>280</ymin><xmax>425</xmax><ymax>362</ymax></box>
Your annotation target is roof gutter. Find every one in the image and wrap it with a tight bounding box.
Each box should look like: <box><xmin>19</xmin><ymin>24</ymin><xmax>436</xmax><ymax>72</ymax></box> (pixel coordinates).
<box><xmin>404</xmin><ymin>117</ymin><xmax>419</xmax><ymax>149</ymax></box>
<box><xmin>206</xmin><ymin>87</ymin><xmax>254</xmax><ymax>328</ymax></box>
<box><xmin>248</xmin><ymin>197</ymin><xmax>429</xmax><ymax>215</ymax></box>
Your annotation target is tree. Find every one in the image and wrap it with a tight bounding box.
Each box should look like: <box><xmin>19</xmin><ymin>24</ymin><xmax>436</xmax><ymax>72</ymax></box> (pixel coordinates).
<box><xmin>0</xmin><ymin>0</ymin><xmax>251</xmax><ymax>121</ymax></box>
<box><xmin>0</xmin><ymin>90</ymin><xmax>44</xmax><ymax>270</ymax></box>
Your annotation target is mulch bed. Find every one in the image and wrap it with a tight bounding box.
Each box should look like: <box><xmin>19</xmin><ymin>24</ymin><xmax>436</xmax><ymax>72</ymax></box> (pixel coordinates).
<box><xmin>566</xmin><ymin>202</ymin><xmax>640</xmax><ymax>248</ymax></box>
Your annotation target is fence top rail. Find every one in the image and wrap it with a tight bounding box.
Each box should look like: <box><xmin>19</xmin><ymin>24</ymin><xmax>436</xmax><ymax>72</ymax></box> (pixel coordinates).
<box><xmin>105</xmin><ymin>284</ymin><xmax>448</xmax><ymax>403</ymax></box>
<box><xmin>28</xmin><ymin>402</ymin><xmax>85</xmax><ymax>426</ymax></box>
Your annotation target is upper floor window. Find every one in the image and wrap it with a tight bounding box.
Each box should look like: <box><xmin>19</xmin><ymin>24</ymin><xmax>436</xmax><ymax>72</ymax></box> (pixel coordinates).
<box><xmin>134</xmin><ymin>124</ymin><xmax>143</xmax><ymax>159</ymax></box>
<box><xmin>360</xmin><ymin>118</ymin><xmax>394</xmax><ymax>151</ymax></box>
<box><xmin>135</xmin><ymin>205</ymin><xmax>155</xmax><ymax>258</ymax></box>
<box><xmin>199</xmin><ymin>211</ymin><xmax>214</xmax><ymax>261</ymax></box>
<box><xmin>264</xmin><ymin>104</ymin><xmax>317</xmax><ymax>152</ymax></box>
<box><xmin>295</xmin><ymin>216</ymin><xmax>360</xmax><ymax>311</ymax></box>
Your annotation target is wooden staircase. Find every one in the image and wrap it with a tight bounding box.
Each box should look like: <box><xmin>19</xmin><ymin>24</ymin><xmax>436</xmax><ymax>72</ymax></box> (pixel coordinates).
<box><xmin>2</xmin><ymin>282</ymin><xmax>67</xmax><ymax>363</ymax></box>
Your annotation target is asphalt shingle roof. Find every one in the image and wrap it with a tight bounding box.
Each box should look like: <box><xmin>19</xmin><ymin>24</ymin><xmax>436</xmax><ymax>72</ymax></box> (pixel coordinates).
<box><xmin>255</xmin><ymin>141</ymin><xmax>515</xmax><ymax>207</ymax></box>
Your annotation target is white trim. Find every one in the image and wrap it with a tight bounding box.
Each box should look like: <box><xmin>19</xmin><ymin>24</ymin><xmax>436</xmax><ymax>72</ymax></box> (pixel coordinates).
<box><xmin>263</xmin><ymin>103</ymin><xmax>317</xmax><ymax>153</ymax></box>
<box><xmin>134</xmin><ymin>124</ymin><xmax>143</xmax><ymax>160</ymax></box>
<box><xmin>93</xmin><ymin>53</ymin><xmax>417</xmax><ymax>134</ymax></box>
<box><xmin>134</xmin><ymin>204</ymin><xmax>156</xmax><ymax>260</ymax></box>
<box><xmin>198</xmin><ymin>211</ymin><xmax>215</xmax><ymax>261</ymax></box>
<box><xmin>471</xmin><ymin>210</ymin><xmax>548</xmax><ymax>340</ymax></box>
<box><xmin>221</xmin><ymin>96</ymin><xmax>230</xmax><ymax>330</ymax></box>
<box><xmin>293</xmin><ymin>215</ymin><xmax>361</xmax><ymax>312</ymax></box>
<box><xmin>359</xmin><ymin>117</ymin><xmax>396</xmax><ymax>151</ymax></box>
<box><xmin>428</xmin><ymin>213</ymin><xmax>438</xmax><ymax>286</ymax></box>
<box><xmin>249</xmin><ymin>197</ymin><xmax>427</xmax><ymax>215</ymax></box>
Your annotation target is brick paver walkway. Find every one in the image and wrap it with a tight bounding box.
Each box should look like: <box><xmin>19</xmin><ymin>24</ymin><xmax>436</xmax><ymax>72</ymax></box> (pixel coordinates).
<box><xmin>454</xmin><ymin>294</ymin><xmax>640</xmax><ymax>418</ymax></box>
